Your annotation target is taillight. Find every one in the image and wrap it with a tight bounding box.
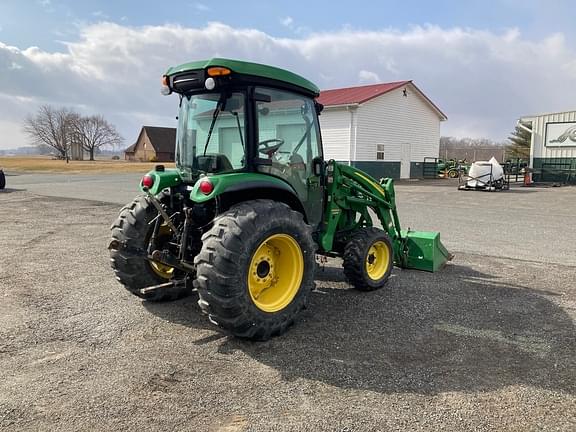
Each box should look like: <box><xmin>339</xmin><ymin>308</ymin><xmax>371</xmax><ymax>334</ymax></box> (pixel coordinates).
<box><xmin>142</xmin><ymin>174</ymin><xmax>154</xmax><ymax>188</ymax></box>
<box><xmin>199</xmin><ymin>179</ymin><xmax>213</xmax><ymax>195</ymax></box>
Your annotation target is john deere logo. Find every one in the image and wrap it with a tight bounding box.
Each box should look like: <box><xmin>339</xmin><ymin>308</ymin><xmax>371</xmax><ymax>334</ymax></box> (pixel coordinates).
<box><xmin>550</xmin><ymin>125</ymin><xmax>576</xmax><ymax>144</ymax></box>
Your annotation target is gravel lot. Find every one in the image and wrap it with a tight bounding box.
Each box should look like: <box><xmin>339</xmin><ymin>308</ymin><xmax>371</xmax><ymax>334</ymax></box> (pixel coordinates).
<box><xmin>0</xmin><ymin>179</ymin><xmax>575</xmax><ymax>431</ymax></box>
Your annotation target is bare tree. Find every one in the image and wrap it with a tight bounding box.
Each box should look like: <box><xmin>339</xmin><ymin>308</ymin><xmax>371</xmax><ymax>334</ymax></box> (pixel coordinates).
<box><xmin>72</xmin><ymin>115</ymin><xmax>124</xmax><ymax>161</ymax></box>
<box><xmin>440</xmin><ymin>136</ymin><xmax>508</xmax><ymax>162</ymax></box>
<box><xmin>23</xmin><ymin>105</ymin><xmax>77</xmax><ymax>161</ymax></box>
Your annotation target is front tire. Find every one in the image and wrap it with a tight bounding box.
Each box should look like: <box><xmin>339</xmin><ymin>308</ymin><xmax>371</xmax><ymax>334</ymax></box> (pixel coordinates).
<box><xmin>0</xmin><ymin>170</ymin><xmax>5</xmax><ymax>190</ymax></box>
<box><xmin>194</xmin><ymin>200</ymin><xmax>316</xmax><ymax>340</ymax></box>
<box><xmin>343</xmin><ymin>227</ymin><xmax>393</xmax><ymax>291</ymax></box>
<box><xmin>109</xmin><ymin>195</ymin><xmax>191</xmax><ymax>302</ymax></box>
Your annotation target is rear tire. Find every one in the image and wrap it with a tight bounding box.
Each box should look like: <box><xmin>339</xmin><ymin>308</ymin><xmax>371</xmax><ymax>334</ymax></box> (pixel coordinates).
<box><xmin>343</xmin><ymin>227</ymin><xmax>393</xmax><ymax>291</ymax></box>
<box><xmin>109</xmin><ymin>194</ymin><xmax>191</xmax><ymax>302</ymax></box>
<box><xmin>194</xmin><ymin>200</ymin><xmax>316</xmax><ymax>340</ymax></box>
<box><xmin>447</xmin><ymin>169</ymin><xmax>459</xmax><ymax>178</ymax></box>
<box><xmin>0</xmin><ymin>170</ymin><xmax>5</xmax><ymax>190</ymax></box>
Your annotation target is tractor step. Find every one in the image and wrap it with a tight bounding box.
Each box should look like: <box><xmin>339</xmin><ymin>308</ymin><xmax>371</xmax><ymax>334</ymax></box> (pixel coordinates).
<box><xmin>400</xmin><ymin>230</ymin><xmax>452</xmax><ymax>272</ymax></box>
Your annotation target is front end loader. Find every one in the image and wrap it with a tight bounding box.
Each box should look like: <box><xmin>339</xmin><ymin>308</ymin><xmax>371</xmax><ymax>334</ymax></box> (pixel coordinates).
<box><xmin>109</xmin><ymin>58</ymin><xmax>450</xmax><ymax>340</ymax></box>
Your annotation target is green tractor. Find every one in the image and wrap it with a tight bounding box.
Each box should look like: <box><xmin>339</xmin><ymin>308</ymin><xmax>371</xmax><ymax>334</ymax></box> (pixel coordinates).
<box><xmin>438</xmin><ymin>159</ymin><xmax>469</xmax><ymax>178</ymax></box>
<box><xmin>109</xmin><ymin>58</ymin><xmax>450</xmax><ymax>340</ymax></box>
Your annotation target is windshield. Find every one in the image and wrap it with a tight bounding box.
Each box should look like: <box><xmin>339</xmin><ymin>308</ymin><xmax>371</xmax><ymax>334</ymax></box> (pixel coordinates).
<box><xmin>176</xmin><ymin>92</ymin><xmax>246</xmax><ymax>175</ymax></box>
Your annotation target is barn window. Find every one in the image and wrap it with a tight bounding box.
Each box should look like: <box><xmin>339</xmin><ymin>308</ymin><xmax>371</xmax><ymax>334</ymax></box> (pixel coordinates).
<box><xmin>376</xmin><ymin>144</ymin><xmax>385</xmax><ymax>160</ymax></box>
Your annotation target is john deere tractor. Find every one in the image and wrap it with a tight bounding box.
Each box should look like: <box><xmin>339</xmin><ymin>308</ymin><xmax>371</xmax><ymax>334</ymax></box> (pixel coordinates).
<box><xmin>109</xmin><ymin>58</ymin><xmax>450</xmax><ymax>340</ymax></box>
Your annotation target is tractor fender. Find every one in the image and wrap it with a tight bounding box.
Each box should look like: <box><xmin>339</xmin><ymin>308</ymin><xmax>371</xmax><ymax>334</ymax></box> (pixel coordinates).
<box><xmin>217</xmin><ymin>180</ymin><xmax>307</xmax><ymax>221</ymax></box>
<box><xmin>138</xmin><ymin>168</ymin><xmax>184</xmax><ymax>195</ymax></box>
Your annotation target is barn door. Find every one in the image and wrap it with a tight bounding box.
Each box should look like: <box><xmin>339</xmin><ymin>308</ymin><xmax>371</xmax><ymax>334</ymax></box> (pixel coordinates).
<box><xmin>401</xmin><ymin>143</ymin><xmax>412</xmax><ymax>179</ymax></box>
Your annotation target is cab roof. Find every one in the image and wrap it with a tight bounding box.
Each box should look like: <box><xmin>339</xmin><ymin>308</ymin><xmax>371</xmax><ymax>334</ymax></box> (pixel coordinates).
<box><xmin>165</xmin><ymin>58</ymin><xmax>320</xmax><ymax>97</ymax></box>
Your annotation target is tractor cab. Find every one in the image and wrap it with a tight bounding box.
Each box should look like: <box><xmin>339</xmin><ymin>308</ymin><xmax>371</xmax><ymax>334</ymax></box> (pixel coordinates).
<box><xmin>162</xmin><ymin>58</ymin><xmax>325</xmax><ymax>225</ymax></box>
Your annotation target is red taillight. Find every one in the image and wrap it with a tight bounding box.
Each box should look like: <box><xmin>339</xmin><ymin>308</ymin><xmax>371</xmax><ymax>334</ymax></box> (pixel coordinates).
<box><xmin>142</xmin><ymin>174</ymin><xmax>154</xmax><ymax>188</ymax></box>
<box><xmin>199</xmin><ymin>179</ymin><xmax>213</xmax><ymax>195</ymax></box>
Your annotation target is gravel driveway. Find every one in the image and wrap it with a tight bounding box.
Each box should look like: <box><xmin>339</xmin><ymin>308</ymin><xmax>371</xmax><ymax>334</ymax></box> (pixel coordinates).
<box><xmin>0</xmin><ymin>185</ymin><xmax>575</xmax><ymax>431</ymax></box>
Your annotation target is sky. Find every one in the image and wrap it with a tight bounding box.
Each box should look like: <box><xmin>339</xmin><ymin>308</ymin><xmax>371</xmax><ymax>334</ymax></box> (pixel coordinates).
<box><xmin>1</xmin><ymin>0</ymin><xmax>576</xmax><ymax>150</ymax></box>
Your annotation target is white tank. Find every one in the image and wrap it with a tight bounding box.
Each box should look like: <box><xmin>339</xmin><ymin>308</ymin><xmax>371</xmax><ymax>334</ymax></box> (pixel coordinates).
<box><xmin>466</xmin><ymin>157</ymin><xmax>504</xmax><ymax>187</ymax></box>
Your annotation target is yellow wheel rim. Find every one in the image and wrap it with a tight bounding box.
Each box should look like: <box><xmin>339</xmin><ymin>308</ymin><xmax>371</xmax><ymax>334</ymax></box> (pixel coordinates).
<box><xmin>365</xmin><ymin>241</ymin><xmax>390</xmax><ymax>280</ymax></box>
<box><xmin>150</xmin><ymin>260</ymin><xmax>174</xmax><ymax>279</ymax></box>
<box><xmin>149</xmin><ymin>223</ymin><xmax>175</xmax><ymax>279</ymax></box>
<box><xmin>248</xmin><ymin>234</ymin><xmax>304</xmax><ymax>313</ymax></box>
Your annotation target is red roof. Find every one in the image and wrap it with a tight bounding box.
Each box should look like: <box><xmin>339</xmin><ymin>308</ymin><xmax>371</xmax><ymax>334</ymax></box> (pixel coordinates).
<box><xmin>317</xmin><ymin>80</ymin><xmax>447</xmax><ymax>120</ymax></box>
<box><xmin>317</xmin><ymin>81</ymin><xmax>410</xmax><ymax>106</ymax></box>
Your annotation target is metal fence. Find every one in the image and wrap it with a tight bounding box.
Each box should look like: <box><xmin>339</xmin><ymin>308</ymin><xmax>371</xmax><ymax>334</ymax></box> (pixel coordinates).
<box><xmin>423</xmin><ymin>157</ymin><xmax>439</xmax><ymax>179</ymax></box>
<box><xmin>536</xmin><ymin>159</ymin><xmax>576</xmax><ymax>184</ymax></box>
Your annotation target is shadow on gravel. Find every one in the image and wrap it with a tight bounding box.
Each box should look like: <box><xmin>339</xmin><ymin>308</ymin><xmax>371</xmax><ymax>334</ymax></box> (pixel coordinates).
<box><xmin>146</xmin><ymin>263</ymin><xmax>576</xmax><ymax>396</ymax></box>
<box><xmin>0</xmin><ymin>188</ymin><xmax>26</xmax><ymax>194</ymax></box>
<box><xmin>494</xmin><ymin>188</ymin><xmax>539</xmax><ymax>194</ymax></box>
<box><xmin>455</xmin><ymin>188</ymin><xmax>539</xmax><ymax>194</ymax></box>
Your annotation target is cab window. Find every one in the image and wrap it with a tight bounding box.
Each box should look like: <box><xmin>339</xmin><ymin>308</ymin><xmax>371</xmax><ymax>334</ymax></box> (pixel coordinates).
<box><xmin>255</xmin><ymin>87</ymin><xmax>321</xmax><ymax>198</ymax></box>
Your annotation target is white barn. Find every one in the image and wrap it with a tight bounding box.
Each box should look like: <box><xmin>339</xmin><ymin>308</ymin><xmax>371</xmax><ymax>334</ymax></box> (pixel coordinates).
<box><xmin>317</xmin><ymin>81</ymin><xmax>447</xmax><ymax>179</ymax></box>
<box><xmin>519</xmin><ymin>110</ymin><xmax>576</xmax><ymax>184</ymax></box>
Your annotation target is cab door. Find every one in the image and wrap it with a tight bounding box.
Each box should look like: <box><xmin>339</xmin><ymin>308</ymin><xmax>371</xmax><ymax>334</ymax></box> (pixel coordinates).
<box><xmin>254</xmin><ymin>87</ymin><xmax>325</xmax><ymax>227</ymax></box>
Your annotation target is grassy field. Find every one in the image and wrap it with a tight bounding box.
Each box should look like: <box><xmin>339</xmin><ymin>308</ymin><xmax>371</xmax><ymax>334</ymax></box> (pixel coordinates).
<box><xmin>0</xmin><ymin>156</ymin><xmax>175</xmax><ymax>173</ymax></box>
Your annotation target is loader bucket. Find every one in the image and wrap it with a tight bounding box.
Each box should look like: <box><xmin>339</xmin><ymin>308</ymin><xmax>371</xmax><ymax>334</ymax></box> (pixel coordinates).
<box><xmin>400</xmin><ymin>230</ymin><xmax>452</xmax><ymax>272</ymax></box>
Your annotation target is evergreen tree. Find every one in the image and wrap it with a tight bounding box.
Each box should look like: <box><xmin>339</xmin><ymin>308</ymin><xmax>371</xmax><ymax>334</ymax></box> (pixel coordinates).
<box><xmin>507</xmin><ymin>121</ymin><xmax>531</xmax><ymax>159</ymax></box>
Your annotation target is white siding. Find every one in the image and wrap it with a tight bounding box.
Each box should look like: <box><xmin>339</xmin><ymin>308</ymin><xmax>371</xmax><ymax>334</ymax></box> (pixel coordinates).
<box><xmin>354</xmin><ymin>84</ymin><xmax>441</xmax><ymax>162</ymax></box>
<box><xmin>524</xmin><ymin>111</ymin><xmax>576</xmax><ymax>161</ymax></box>
<box><xmin>318</xmin><ymin>108</ymin><xmax>351</xmax><ymax>161</ymax></box>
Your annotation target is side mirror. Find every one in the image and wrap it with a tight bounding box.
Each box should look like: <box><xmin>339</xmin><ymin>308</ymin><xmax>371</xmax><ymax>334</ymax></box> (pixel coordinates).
<box><xmin>314</xmin><ymin>101</ymin><xmax>324</xmax><ymax>115</ymax></box>
<box><xmin>312</xmin><ymin>157</ymin><xmax>324</xmax><ymax>177</ymax></box>
<box><xmin>223</xmin><ymin>96</ymin><xmax>242</xmax><ymax>112</ymax></box>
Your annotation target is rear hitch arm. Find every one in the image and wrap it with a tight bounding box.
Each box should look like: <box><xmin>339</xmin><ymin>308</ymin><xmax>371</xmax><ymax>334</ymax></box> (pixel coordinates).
<box><xmin>139</xmin><ymin>279</ymin><xmax>186</xmax><ymax>296</ymax></box>
<box><xmin>150</xmin><ymin>250</ymin><xmax>195</xmax><ymax>273</ymax></box>
<box><xmin>142</xmin><ymin>187</ymin><xmax>178</xmax><ymax>233</ymax></box>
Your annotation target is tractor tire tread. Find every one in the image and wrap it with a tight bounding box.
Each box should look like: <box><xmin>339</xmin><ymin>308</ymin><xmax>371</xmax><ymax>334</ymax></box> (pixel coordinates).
<box><xmin>109</xmin><ymin>194</ymin><xmax>191</xmax><ymax>302</ymax></box>
<box><xmin>343</xmin><ymin>227</ymin><xmax>393</xmax><ymax>291</ymax></box>
<box><xmin>194</xmin><ymin>199</ymin><xmax>316</xmax><ymax>340</ymax></box>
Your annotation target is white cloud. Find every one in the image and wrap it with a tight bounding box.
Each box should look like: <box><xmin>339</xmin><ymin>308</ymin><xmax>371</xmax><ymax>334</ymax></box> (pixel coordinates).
<box><xmin>358</xmin><ymin>70</ymin><xmax>381</xmax><ymax>83</ymax></box>
<box><xmin>193</xmin><ymin>3</ymin><xmax>210</xmax><ymax>12</ymax></box>
<box><xmin>281</xmin><ymin>17</ymin><xmax>294</xmax><ymax>28</ymax></box>
<box><xmin>92</xmin><ymin>11</ymin><xmax>109</xmax><ymax>20</ymax></box>
<box><xmin>280</xmin><ymin>16</ymin><xmax>308</xmax><ymax>36</ymax></box>
<box><xmin>1</xmin><ymin>22</ymin><xmax>576</xmax><ymax>149</ymax></box>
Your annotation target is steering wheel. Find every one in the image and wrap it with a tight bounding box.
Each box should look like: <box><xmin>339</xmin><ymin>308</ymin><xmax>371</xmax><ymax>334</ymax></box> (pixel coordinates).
<box><xmin>258</xmin><ymin>139</ymin><xmax>285</xmax><ymax>157</ymax></box>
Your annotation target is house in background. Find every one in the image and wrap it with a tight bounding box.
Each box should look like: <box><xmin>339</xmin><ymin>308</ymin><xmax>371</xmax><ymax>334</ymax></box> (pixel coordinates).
<box><xmin>125</xmin><ymin>126</ymin><xmax>176</xmax><ymax>162</ymax></box>
<box><xmin>317</xmin><ymin>81</ymin><xmax>447</xmax><ymax>179</ymax></box>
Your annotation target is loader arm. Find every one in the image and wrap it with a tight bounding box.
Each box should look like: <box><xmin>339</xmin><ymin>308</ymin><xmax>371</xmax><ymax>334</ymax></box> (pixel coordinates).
<box><xmin>319</xmin><ymin>161</ymin><xmax>406</xmax><ymax>264</ymax></box>
<box><xmin>319</xmin><ymin>161</ymin><xmax>451</xmax><ymax>272</ymax></box>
